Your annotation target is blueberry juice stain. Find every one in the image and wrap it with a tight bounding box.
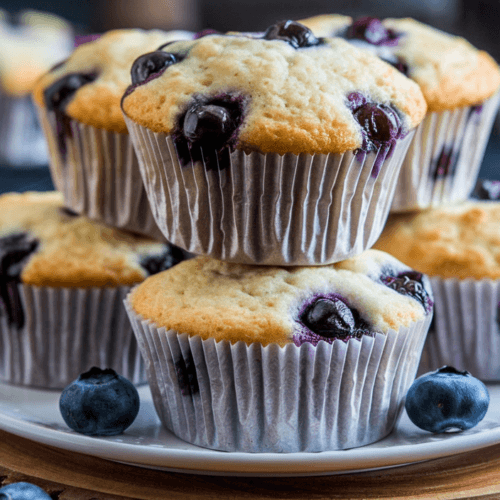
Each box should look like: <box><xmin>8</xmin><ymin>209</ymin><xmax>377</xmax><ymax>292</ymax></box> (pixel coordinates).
<box><xmin>0</xmin><ymin>233</ymin><xmax>39</xmax><ymax>329</ymax></box>
<box><xmin>43</xmin><ymin>72</ymin><xmax>98</xmax><ymax>159</ymax></box>
<box><xmin>175</xmin><ymin>351</ymin><xmax>199</xmax><ymax>396</ymax></box>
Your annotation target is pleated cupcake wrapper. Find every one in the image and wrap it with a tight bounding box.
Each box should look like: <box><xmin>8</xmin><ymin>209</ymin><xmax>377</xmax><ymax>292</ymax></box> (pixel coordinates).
<box><xmin>125</xmin><ymin>294</ymin><xmax>431</xmax><ymax>452</ymax></box>
<box><xmin>0</xmin><ymin>93</ymin><xmax>48</xmax><ymax>166</ymax></box>
<box><xmin>35</xmin><ymin>105</ymin><xmax>165</xmax><ymax>240</ymax></box>
<box><xmin>0</xmin><ymin>285</ymin><xmax>146</xmax><ymax>389</ymax></box>
<box><xmin>391</xmin><ymin>91</ymin><xmax>500</xmax><ymax>212</ymax></box>
<box><xmin>418</xmin><ymin>277</ymin><xmax>500</xmax><ymax>381</ymax></box>
<box><xmin>125</xmin><ymin>116</ymin><xmax>414</xmax><ymax>265</ymax></box>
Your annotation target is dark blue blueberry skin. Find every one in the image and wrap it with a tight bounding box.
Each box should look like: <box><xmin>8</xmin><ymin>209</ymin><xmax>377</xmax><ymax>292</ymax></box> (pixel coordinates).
<box><xmin>130</xmin><ymin>51</ymin><xmax>181</xmax><ymax>86</ymax></box>
<box><xmin>381</xmin><ymin>270</ymin><xmax>433</xmax><ymax>315</ymax></box>
<box><xmin>405</xmin><ymin>366</ymin><xmax>490</xmax><ymax>433</ymax></box>
<box><xmin>59</xmin><ymin>367</ymin><xmax>140</xmax><ymax>436</ymax></box>
<box><xmin>140</xmin><ymin>245</ymin><xmax>187</xmax><ymax>275</ymax></box>
<box><xmin>346</xmin><ymin>17</ymin><xmax>401</xmax><ymax>46</ymax></box>
<box><xmin>295</xmin><ymin>294</ymin><xmax>373</xmax><ymax>346</ymax></box>
<box><xmin>175</xmin><ymin>94</ymin><xmax>246</xmax><ymax>171</ymax></box>
<box><xmin>263</xmin><ymin>20</ymin><xmax>323</xmax><ymax>49</ymax></box>
<box><xmin>0</xmin><ymin>482</ymin><xmax>51</xmax><ymax>500</ymax></box>
<box><xmin>0</xmin><ymin>233</ymin><xmax>39</xmax><ymax>328</ymax></box>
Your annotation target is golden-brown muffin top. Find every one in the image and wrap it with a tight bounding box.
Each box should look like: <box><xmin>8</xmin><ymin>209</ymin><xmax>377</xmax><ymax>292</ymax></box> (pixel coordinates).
<box><xmin>32</xmin><ymin>29</ymin><xmax>193</xmax><ymax>133</ymax></box>
<box><xmin>121</xmin><ymin>29</ymin><xmax>426</xmax><ymax>155</ymax></box>
<box><xmin>130</xmin><ymin>250</ymin><xmax>432</xmax><ymax>347</ymax></box>
<box><xmin>299</xmin><ymin>15</ymin><xmax>500</xmax><ymax>112</ymax></box>
<box><xmin>374</xmin><ymin>201</ymin><xmax>500</xmax><ymax>280</ymax></box>
<box><xmin>0</xmin><ymin>191</ymin><xmax>170</xmax><ymax>287</ymax></box>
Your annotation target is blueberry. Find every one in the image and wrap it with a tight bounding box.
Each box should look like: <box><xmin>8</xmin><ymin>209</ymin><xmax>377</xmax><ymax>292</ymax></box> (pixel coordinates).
<box><xmin>263</xmin><ymin>20</ymin><xmax>322</xmax><ymax>49</ymax></box>
<box><xmin>347</xmin><ymin>17</ymin><xmax>400</xmax><ymax>46</ymax></box>
<box><xmin>59</xmin><ymin>367</ymin><xmax>140</xmax><ymax>436</ymax></box>
<box><xmin>0</xmin><ymin>233</ymin><xmax>39</xmax><ymax>328</ymax></box>
<box><xmin>300</xmin><ymin>296</ymin><xmax>371</xmax><ymax>341</ymax></box>
<box><xmin>0</xmin><ymin>482</ymin><xmax>51</xmax><ymax>500</ymax></box>
<box><xmin>381</xmin><ymin>271</ymin><xmax>433</xmax><ymax>314</ymax></box>
<box><xmin>183</xmin><ymin>104</ymin><xmax>234</xmax><ymax>146</ymax></box>
<box><xmin>44</xmin><ymin>73</ymin><xmax>98</xmax><ymax>113</ymax></box>
<box><xmin>131</xmin><ymin>51</ymin><xmax>180</xmax><ymax>85</ymax></box>
<box><xmin>140</xmin><ymin>245</ymin><xmax>187</xmax><ymax>275</ymax></box>
<box><xmin>472</xmin><ymin>179</ymin><xmax>500</xmax><ymax>200</ymax></box>
<box><xmin>353</xmin><ymin>103</ymin><xmax>401</xmax><ymax>144</ymax></box>
<box><xmin>405</xmin><ymin>366</ymin><xmax>490</xmax><ymax>433</ymax></box>
<box><xmin>381</xmin><ymin>56</ymin><xmax>409</xmax><ymax>76</ymax></box>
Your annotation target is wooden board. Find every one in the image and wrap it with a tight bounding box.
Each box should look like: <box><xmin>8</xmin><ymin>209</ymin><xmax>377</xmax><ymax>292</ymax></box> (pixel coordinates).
<box><xmin>1</xmin><ymin>430</ymin><xmax>500</xmax><ymax>499</ymax></box>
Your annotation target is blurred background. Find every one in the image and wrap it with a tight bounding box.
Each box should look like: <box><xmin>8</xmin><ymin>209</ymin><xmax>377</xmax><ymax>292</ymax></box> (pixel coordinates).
<box><xmin>1</xmin><ymin>0</ymin><xmax>499</xmax><ymax>191</ymax></box>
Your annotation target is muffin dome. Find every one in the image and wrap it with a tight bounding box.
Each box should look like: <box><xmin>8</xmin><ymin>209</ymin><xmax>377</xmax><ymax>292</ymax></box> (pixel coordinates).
<box><xmin>130</xmin><ymin>249</ymin><xmax>433</xmax><ymax>347</ymax></box>
<box><xmin>300</xmin><ymin>15</ymin><xmax>500</xmax><ymax>112</ymax></box>
<box><xmin>374</xmin><ymin>201</ymin><xmax>500</xmax><ymax>280</ymax></box>
<box><xmin>32</xmin><ymin>28</ymin><xmax>193</xmax><ymax>133</ymax></box>
<box><xmin>0</xmin><ymin>191</ymin><xmax>182</xmax><ymax>288</ymax></box>
<box><xmin>121</xmin><ymin>25</ymin><xmax>426</xmax><ymax>155</ymax></box>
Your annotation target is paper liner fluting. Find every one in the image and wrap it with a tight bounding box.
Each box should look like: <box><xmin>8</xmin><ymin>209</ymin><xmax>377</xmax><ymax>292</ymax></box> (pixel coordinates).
<box><xmin>0</xmin><ymin>285</ymin><xmax>146</xmax><ymax>389</ymax></box>
<box><xmin>125</xmin><ymin>116</ymin><xmax>415</xmax><ymax>265</ymax></box>
<box><xmin>36</xmin><ymin>105</ymin><xmax>165</xmax><ymax>240</ymax></box>
<box><xmin>125</xmin><ymin>295</ymin><xmax>431</xmax><ymax>452</ymax></box>
<box><xmin>0</xmin><ymin>93</ymin><xmax>48</xmax><ymax>166</ymax></box>
<box><xmin>418</xmin><ymin>277</ymin><xmax>500</xmax><ymax>381</ymax></box>
<box><xmin>391</xmin><ymin>91</ymin><xmax>500</xmax><ymax>213</ymax></box>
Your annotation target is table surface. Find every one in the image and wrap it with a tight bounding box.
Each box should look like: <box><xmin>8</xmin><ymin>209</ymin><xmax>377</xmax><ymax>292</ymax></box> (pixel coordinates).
<box><xmin>1</xmin><ymin>429</ymin><xmax>500</xmax><ymax>500</ymax></box>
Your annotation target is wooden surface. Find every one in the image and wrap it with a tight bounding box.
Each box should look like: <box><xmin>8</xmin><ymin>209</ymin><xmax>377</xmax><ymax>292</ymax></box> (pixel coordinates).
<box><xmin>1</xmin><ymin>430</ymin><xmax>500</xmax><ymax>499</ymax></box>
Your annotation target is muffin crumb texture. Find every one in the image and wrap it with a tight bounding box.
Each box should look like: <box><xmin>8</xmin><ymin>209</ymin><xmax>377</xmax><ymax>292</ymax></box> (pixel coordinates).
<box><xmin>374</xmin><ymin>201</ymin><xmax>500</xmax><ymax>279</ymax></box>
<box><xmin>131</xmin><ymin>250</ymin><xmax>429</xmax><ymax>347</ymax></box>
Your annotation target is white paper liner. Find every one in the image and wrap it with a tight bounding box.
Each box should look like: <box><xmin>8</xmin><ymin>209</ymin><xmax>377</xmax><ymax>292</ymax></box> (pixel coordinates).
<box><xmin>391</xmin><ymin>91</ymin><xmax>500</xmax><ymax>212</ymax></box>
<box><xmin>35</xmin><ymin>105</ymin><xmax>165</xmax><ymax>240</ymax></box>
<box><xmin>418</xmin><ymin>277</ymin><xmax>500</xmax><ymax>381</ymax></box>
<box><xmin>125</xmin><ymin>116</ymin><xmax>415</xmax><ymax>265</ymax></box>
<box><xmin>0</xmin><ymin>93</ymin><xmax>48</xmax><ymax>166</ymax></box>
<box><xmin>125</xmin><ymin>294</ymin><xmax>431</xmax><ymax>452</ymax></box>
<box><xmin>0</xmin><ymin>285</ymin><xmax>146</xmax><ymax>389</ymax></box>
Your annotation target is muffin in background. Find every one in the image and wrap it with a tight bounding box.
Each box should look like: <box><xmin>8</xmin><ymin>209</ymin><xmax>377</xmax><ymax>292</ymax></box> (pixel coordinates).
<box><xmin>0</xmin><ymin>10</ymin><xmax>73</xmax><ymax>166</ymax></box>
<box><xmin>121</xmin><ymin>22</ymin><xmax>427</xmax><ymax>265</ymax></box>
<box><xmin>125</xmin><ymin>249</ymin><xmax>433</xmax><ymax>452</ymax></box>
<box><xmin>300</xmin><ymin>15</ymin><xmax>500</xmax><ymax>212</ymax></box>
<box><xmin>0</xmin><ymin>191</ymin><xmax>187</xmax><ymax>389</ymax></box>
<box><xmin>32</xmin><ymin>28</ymin><xmax>193</xmax><ymax>239</ymax></box>
<box><xmin>374</xmin><ymin>197</ymin><xmax>500</xmax><ymax>380</ymax></box>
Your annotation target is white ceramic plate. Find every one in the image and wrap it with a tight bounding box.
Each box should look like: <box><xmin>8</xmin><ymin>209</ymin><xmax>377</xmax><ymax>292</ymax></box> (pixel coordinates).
<box><xmin>1</xmin><ymin>382</ymin><xmax>500</xmax><ymax>477</ymax></box>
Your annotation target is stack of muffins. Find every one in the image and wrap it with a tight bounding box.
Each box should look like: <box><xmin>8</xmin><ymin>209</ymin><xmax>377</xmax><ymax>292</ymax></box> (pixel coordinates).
<box><xmin>1</xmin><ymin>14</ymin><xmax>498</xmax><ymax>454</ymax></box>
<box><xmin>299</xmin><ymin>15</ymin><xmax>500</xmax><ymax>382</ymax></box>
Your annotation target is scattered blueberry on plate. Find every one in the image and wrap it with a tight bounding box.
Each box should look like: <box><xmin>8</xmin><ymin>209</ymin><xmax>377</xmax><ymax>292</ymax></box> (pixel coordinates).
<box><xmin>405</xmin><ymin>366</ymin><xmax>490</xmax><ymax>433</ymax></box>
<box><xmin>0</xmin><ymin>482</ymin><xmax>51</xmax><ymax>500</ymax></box>
<box><xmin>59</xmin><ymin>367</ymin><xmax>140</xmax><ymax>436</ymax></box>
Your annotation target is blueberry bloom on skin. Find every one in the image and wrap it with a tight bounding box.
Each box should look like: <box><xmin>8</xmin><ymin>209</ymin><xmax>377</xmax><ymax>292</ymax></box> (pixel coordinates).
<box><xmin>0</xmin><ymin>482</ymin><xmax>51</xmax><ymax>500</ymax></box>
<box><xmin>405</xmin><ymin>366</ymin><xmax>490</xmax><ymax>433</ymax></box>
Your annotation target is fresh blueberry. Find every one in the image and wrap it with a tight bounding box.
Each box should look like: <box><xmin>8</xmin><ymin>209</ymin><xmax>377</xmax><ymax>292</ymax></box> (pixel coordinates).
<box><xmin>299</xmin><ymin>295</ymin><xmax>372</xmax><ymax>342</ymax></box>
<box><xmin>0</xmin><ymin>482</ymin><xmax>51</xmax><ymax>500</ymax></box>
<box><xmin>131</xmin><ymin>51</ymin><xmax>181</xmax><ymax>85</ymax></box>
<box><xmin>0</xmin><ymin>232</ymin><xmax>39</xmax><ymax>328</ymax></box>
<box><xmin>346</xmin><ymin>17</ymin><xmax>401</xmax><ymax>46</ymax></box>
<box><xmin>140</xmin><ymin>245</ymin><xmax>187</xmax><ymax>275</ymax></box>
<box><xmin>44</xmin><ymin>73</ymin><xmax>98</xmax><ymax>113</ymax></box>
<box><xmin>263</xmin><ymin>20</ymin><xmax>322</xmax><ymax>49</ymax></box>
<box><xmin>381</xmin><ymin>271</ymin><xmax>433</xmax><ymax>314</ymax></box>
<box><xmin>472</xmin><ymin>179</ymin><xmax>500</xmax><ymax>200</ymax></box>
<box><xmin>405</xmin><ymin>366</ymin><xmax>490</xmax><ymax>433</ymax></box>
<box><xmin>59</xmin><ymin>367</ymin><xmax>140</xmax><ymax>436</ymax></box>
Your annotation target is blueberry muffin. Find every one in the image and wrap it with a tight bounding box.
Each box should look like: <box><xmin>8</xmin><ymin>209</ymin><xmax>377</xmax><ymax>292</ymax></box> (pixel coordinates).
<box><xmin>0</xmin><ymin>10</ymin><xmax>73</xmax><ymax>166</ymax></box>
<box><xmin>32</xmin><ymin>28</ymin><xmax>193</xmax><ymax>238</ymax></box>
<box><xmin>374</xmin><ymin>198</ymin><xmax>500</xmax><ymax>380</ymax></box>
<box><xmin>0</xmin><ymin>191</ymin><xmax>186</xmax><ymax>388</ymax></box>
<box><xmin>300</xmin><ymin>15</ymin><xmax>500</xmax><ymax>212</ymax></box>
<box><xmin>125</xmin><ymin>249</ymin><xmax>433</xmax><ymax>452</ymax></box>
<box><xmin>121</xmin><ymin>21</ymin><xmax>427</xmax><ymax>265</ymax></box>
